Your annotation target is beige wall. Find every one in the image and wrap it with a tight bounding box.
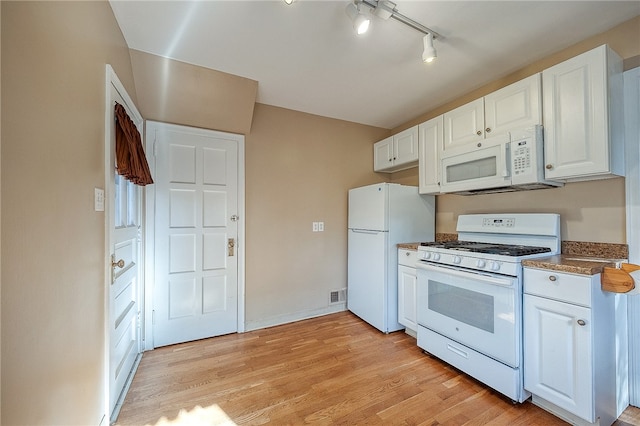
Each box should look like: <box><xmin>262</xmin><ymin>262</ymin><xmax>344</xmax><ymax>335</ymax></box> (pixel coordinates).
<box><xmin>391</xmin><ymin>16</ymin><xmax>640</xmax><ymax>243</ymax></box>
<box><xmin>129</xmin><ymin>49</ymin><xmax>258</xmax><ymax>135</ymax></box>
<box><xmin>1</xmin><ymin>2</ymin><xmax>137</xmax><ymax>424</ymax></box>
<box><xmin>245</xmin><ymin>103</ymin><xmax>387</xmax><ymax>328</ymax></box>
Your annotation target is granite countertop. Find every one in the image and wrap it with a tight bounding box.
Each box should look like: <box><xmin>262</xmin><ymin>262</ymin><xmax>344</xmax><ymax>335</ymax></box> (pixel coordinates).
<box><xmin>397</xmin><ymin>243</ymin><xmax>420</xmax><ymax>250</ymax></box>
<box><xmin>522</xmin><ymin>255</ymin><xmax>625</xmax><ymax>276</ymax></box>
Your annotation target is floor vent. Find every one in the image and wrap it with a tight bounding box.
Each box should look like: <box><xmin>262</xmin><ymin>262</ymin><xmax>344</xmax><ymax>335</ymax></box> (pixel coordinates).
<box><xmin>330</xmin><ymin>288</ymin><xmax>347</xmax><ymax>304</ymax></box>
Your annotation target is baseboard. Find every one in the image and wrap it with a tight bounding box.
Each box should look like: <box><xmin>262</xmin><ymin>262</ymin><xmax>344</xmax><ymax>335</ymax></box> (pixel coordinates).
<box><xmin>245</xmin><ymin>304</ymin><xmax>347</xmax><ymax>331</ymax></box>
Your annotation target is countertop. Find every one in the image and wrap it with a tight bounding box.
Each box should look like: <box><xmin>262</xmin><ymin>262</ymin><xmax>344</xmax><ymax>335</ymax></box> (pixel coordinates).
<box><xmin>522</xmin><ymin>255</ymin><xmax>625</xmax><ymax>276</ymax></box>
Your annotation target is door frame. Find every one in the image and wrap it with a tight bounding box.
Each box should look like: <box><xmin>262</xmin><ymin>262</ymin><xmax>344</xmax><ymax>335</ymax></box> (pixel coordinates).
<box><xmin>143</xmin><ymin>121</ymin><xmax>246</xmax><ymax>350</ymax></box>
<box><xmin>103</xmin><ymin>65</ymin><xmax>144</xmax><ymax>422</ymax></box>
<box><xmin>624</xmin><ymin>66</ymin><xmax>640</xmax><ymax>408</ymax></box>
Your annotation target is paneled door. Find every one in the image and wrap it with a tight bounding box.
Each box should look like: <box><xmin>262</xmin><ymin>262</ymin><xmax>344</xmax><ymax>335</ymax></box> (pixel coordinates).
<box><xmin>148</xmin><ymin>121</ymin><xmax>242</xmax><ymax>347</ymax></box>
<box><xmin>105</xmin><ymin>65</ymin><xmax>143</xmax><ymax>421</ymax></box>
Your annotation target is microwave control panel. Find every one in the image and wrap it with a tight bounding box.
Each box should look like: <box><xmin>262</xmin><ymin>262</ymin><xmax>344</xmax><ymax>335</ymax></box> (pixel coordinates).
<box><xmin>512</xmin><ymin>139</ymin><xmax>532</xmax><ymax>175</ymax></box>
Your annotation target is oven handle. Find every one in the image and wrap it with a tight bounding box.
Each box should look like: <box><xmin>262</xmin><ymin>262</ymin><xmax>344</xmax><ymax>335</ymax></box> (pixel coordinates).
<box><xmin>416</xmin><ymin>262</ymin><xmax>515</xmax><ymax>288</ymax></box>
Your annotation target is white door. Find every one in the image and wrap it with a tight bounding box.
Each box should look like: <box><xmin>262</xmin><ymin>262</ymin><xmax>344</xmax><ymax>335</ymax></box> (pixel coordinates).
<box><xmin>105</xmin><ymin>66</ymin><xmax>143</xmax><ymax>419</ymax></box>
<box><xmin>442</xmin><ymin>98</ymin><xmax>484</xmax><ymax>154</ymax></box>
<box><xmin>148</xmin><ymin>121</ymin><xmax>241</xmax><ymax>347</ymax></box>
<box><xmin>393</xmin><ymin>126</ymin><xmax>419</xmax><ymax>165</ymax></box>
<box><xmin>484</xmin><ymin>74</ymin><xmax>542</xmax><ymax>137</ymax></box>
<box><xmin>523</xmin><ymin>294</ymin><xmax>592</xmax><ymax>421</ymax></box>
<box><xmin>418</xmin><ymin>115</ymin><xmax>443</xmax><ymax>195</ymax></box>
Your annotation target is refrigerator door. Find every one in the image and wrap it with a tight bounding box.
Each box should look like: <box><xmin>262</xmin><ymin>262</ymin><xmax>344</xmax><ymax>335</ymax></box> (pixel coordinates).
<box><xmin>348</xmin><ymin>228</ymin><xmax>391</xmax><ymax>332</ymax></box>
<box><xmin>348</xmin><ymin>183</ymin><xmax>388</xmax><ymax>231</ymax></box>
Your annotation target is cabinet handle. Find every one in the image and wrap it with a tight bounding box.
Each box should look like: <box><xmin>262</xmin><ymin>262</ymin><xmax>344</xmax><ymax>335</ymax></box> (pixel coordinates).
<box><xmin>477</xmin><ymin>142</ymin><xmax>482</xmax><ymax>148</ymax></box>
<box><xmin>388</xmin><ymin>158</ymin><xmax>392</xmax><ymax>162</ymax></box>
<box><xmin>577</xmin><ymin>319</ymin><xmax>586</xmax><ymax>326</ymax></box>
<box><xmin>476</xmin><ymin>130</ymin><xmax>482</xmax><ymax>136</ymax></box>
<box><xmin>546</xmin><ymin>164</ymin><xmax>553</xmax><ymax>170</ymax></box>
<box><xmin>393</xmin><ymin>157</ymin><xmax>397</xmax><ymax>160</ymax></box>
<box><xmin>485</xmin><ymin>127</ymin><xmax>491</xmax><ymax>133</ymax></box>
<box><xmin>405</xmin><ymin>252</ymin><xmax>411</xmax><ymax>256</ymax></box>
<box><xmin>548</xmin><ymin>275</ymin><xmax>557</xmax><ymax>282</ymax></box>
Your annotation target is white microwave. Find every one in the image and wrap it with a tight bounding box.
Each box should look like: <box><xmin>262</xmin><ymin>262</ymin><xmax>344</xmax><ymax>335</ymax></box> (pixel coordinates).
<box><xmin>440</xmin><ymin>125</ymin><xmax>563</xmax><ymax>195</ymax></box>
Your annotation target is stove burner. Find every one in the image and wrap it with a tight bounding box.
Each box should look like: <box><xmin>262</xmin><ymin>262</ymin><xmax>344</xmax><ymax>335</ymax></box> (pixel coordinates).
<box><xmin>420</xmin><ymin>240</ymin><xmax>551</xmax><ymax>257</ymax></box>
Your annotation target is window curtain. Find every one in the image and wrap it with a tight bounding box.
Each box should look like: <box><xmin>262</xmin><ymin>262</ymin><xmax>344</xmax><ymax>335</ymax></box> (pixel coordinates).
<box><xmin>114</xmin><ymin>102</ymin><xmax>154</xmax><ymax>186</ymax></box>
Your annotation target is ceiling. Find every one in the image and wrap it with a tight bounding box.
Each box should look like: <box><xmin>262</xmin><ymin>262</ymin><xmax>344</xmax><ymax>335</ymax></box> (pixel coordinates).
<box><xmin>109</xmin><ymin>1</ymin><xmax>640</xmax><ymax>129</ymax></box>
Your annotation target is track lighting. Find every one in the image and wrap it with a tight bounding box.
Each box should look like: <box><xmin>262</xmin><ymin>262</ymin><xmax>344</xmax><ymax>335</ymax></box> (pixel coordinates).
<box><xmin>422</xmin><ymin>33</ymin><xmax>437</xmax><ymax>63</ymax></box>
<box><xmin>283</xmin><ymin>0</ymin><xmax>296</xmax><ymax>4</ymax></box>
<box><xmin>346</xmin><ymin>0</ymin><xmax>442</xmax><ymax>63</ymax></box>
<box><xmin>345</xmin><ymin>2</ymin><xmax>371</xmax><ymax>35</ymax></box>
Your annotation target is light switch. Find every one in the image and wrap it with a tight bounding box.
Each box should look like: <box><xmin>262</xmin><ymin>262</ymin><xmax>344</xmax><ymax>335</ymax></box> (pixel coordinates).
<box><xmin>312</xmin><ymin>222</ymin><xmax>319</xmax><ymax>232</ymax></box>
<box><xmin>95</xmin><ymin>188</ymin><xmax>105</xmax><ymax>212</ymax></box>
<box><xmin>318</xmin><ymin>222</ymin><xmax>324</xmax><ymax>232</ymax></box>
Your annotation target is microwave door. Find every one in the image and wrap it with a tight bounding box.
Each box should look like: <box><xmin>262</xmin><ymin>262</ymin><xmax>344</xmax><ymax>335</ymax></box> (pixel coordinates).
<box><xmin>440</xmin><ymin>143</ymin><xmax>511</xmax><ymax>193</ymax></box>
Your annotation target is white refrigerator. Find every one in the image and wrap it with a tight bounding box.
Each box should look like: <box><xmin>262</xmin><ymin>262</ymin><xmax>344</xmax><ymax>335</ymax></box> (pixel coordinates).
<box><xmin>347</xmin><ymin>183</ymin><xmax>435</xmax><ymax>333</ymax></box>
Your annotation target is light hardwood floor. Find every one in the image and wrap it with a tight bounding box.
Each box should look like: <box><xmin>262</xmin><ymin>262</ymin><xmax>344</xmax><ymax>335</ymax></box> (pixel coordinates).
<box><xmin>116</xmin><ymin>311</ymin><xmax>640</xmax><ymax>425</ymax></box>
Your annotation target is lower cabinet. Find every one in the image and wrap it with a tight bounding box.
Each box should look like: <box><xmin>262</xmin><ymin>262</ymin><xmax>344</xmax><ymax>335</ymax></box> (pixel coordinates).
<box><xmin>523</xmin><ymin>267</ymin><xmax>616</xmax><ymax>426</ymax></box>
<box><xmin>398</xmin><ymin>249</ymin><xmax>418</xmax><ymax>333</ymax></box>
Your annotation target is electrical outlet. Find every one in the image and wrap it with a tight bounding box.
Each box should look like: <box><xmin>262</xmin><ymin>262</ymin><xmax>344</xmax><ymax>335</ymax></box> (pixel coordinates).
<box><xmin>94</xmin><ymin>188</ymin><xmax>105</xmax><ymax>212</ymax></box>
<box><xmin>318</xmin><ymin>222</ymin><xmax>324</xmax><ymax>232</ymax></box>
<box><xmin>312</xmin><ymin>222</ymin><xmax>319</xmax><ymax>232</ymax></box>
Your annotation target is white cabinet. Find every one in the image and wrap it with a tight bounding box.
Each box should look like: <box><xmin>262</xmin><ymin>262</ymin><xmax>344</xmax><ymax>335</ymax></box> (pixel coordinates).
<box><xmin>443</xmin><ymin>74</ymin><xmax>541</xmax><ymax>156</ymax></box>
<box><xmin>374</xmin><ymin>126</ymin><xmax>419</xmax><ymax>172</ymax></box>
<box><xmin>398</xmin><ymin>249</ymin><xmax>418</xmax><ymax>333</ymax></box>
<box><xmin>542</xmin><ymin>44</ymin><xmax>624</xmax><ymax>181</ymax></box>
<box><xmin>523</xmin><ymin>267</ymin><xmax>616</xmax><ymax>426</ymax></box>
<box><xmin>418</xmin><ymin>116</ymin><xmax>443</xmax><ymax>195</ymax></box>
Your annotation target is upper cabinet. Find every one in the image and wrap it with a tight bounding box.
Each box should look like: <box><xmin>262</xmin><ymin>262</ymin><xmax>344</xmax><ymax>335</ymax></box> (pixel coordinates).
<box><xmin>374</xmin><ymin>125</ymin><xmax>419</xmax><ymax>172</ymax></box>
<box><xmin>418</xmin><ymin>115</ymin><xmax>443</xmax><ymax>195</ymax></box>
<box><xmin>443</xmin><ymin>74</ymin><xmax>542</xmax><ymax>156</ymax></box>
<box><xmin>542</xmin><ymin>45</ymin><xmax>624</xmax><ymax>181</ymax></box>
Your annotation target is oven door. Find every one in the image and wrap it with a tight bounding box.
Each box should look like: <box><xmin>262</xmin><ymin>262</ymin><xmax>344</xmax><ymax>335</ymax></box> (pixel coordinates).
<box><xmin>416</xmin><ymin>262</ymin><xmax>520</xmax><ymax>367</ymax></box>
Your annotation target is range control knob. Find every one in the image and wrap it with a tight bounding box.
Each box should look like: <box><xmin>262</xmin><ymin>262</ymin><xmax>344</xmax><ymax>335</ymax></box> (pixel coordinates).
<box><xmin>476</xmin><ymin>259</ymin><xmax>486</xmax><ymax>268</ymax></box>
<box><xmin>432</xmin><ymin>253</ymin><xmax>441</xmax><ymax>261</ymax></box>
<box><xmin>489</xmin><ymin>261</ymin><xmax>500</xmax><ymax>271</ymax></box>
<box><xmin>422</xmin><ymin>252</ymin><xmax>431</xmax><ymax>260</ymax></box>
<box><xmin>453</xmin><ymin>255</ymin><xmax>462</xmax><ymax>264</ymax></box>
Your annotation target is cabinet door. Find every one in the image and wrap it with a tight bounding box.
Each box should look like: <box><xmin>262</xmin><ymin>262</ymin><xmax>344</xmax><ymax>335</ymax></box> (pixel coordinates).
<box><xmin>398</xmin><ymin>265</ymin><xmax>417</xmax><ymax>331</ymax></box>
<box><xmin>443</xmin><ymin>98</ymin><xmax>484</xmax><ymax>155</ymax></box>
<box><xmin>394</xmin><ymin>126</ymin><xmax>419</xmax><ymax>165</ymax></box>
<box><xmin>524</xmin><ymin>294</ymin><xmax>593</xmax><ymax>422</ymax></box>
<box><xmin>542</xmin><ymin>46</ymin><xmax>610</xmax><ymax>180</ymax></box>
<box><xmin>485</xmin><ymin>74</ymin><xmax>541</xmax><ymax>137</ymax></box>
<box><xmin>418</xmin><ymin>116</ymin><xmax>443</xmax><ymax>194</ymax></box>
<box><xmin>373</xmin><ymin>137</ymin><xmax>393</xmax><ymax>171</ymax></box>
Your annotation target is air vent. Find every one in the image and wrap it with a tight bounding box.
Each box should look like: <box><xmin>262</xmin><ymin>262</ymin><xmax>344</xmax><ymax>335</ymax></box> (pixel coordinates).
<box><xmin>330</xmin><ymin>288</ymin><xmax>347</xmax><ymax>304</ymax></box>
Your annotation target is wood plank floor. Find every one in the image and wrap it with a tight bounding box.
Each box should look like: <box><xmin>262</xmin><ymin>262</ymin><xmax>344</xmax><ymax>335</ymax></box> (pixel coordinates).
<box><xmin>116</xmin><ymin>311</ymin><xmax>640</xmax><ymax>425</ymax></box>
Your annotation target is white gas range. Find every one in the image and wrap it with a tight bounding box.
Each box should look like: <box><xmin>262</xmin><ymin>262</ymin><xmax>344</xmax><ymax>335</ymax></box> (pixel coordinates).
<box><xmin>415</xmin><ymin>213</ymin><xmax>560</xmax><ymax>403</ymax></box>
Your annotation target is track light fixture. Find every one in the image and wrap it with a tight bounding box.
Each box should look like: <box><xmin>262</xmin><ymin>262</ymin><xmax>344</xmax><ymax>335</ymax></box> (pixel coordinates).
<box><xmin>345</xmin><ymin>2</ymin><xmax>371</xmax><ymax>35</ymax></box>
<box><xmin>422</xmin><ymin>33</ymin><xmax>437</xmax><ymax>63</ymax></box>
<box><xmin>283</xmin><ymin>0</ymin><xmax>296</xmax><ymax>4</ymax></box>
<box><xmin>348</xmin><ymin>0</ymin><xmax>441</xmax><ymax>63</ymax></box>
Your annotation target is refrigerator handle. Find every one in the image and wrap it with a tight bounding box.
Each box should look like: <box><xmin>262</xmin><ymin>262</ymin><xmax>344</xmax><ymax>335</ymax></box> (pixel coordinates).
<box><xmin>350</xmin><ymin>229</ymin><xmax>382</xmax><ymax>235</ymax></box>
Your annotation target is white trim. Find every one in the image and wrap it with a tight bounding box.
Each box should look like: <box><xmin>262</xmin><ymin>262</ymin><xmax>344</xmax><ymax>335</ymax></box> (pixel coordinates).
<box><xmin>104</xmin><ymin>64</ymin><xmax>144</xmax><ymax>421</ymax></box>
<box><xmin>144</xmin><ymin>121</ymin><xmax>246</xmax><ymax>347</ymax></box>
<box><xmin>245</xmin><ymin>305</ymin><xmax>347</xmax><ymax>332</ymax></box>
<box><xmin>624</xmin><ymin>66</ymin><xmax>640</xmax><ymax>408</ymax></box>
<box><xmin>143</xmin><ymin>122</ymin><xmax>156</xmax><ymax>350</ymax></box>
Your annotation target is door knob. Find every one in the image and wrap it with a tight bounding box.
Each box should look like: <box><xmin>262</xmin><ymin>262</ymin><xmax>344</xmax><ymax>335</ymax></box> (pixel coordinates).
<box><xmin>111</xmin><ymin>255</ymin><xmax>125</xmax><ymax>269</ymax></box>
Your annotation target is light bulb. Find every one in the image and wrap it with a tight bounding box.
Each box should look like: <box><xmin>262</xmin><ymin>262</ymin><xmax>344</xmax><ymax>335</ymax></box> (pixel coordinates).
<box><xmin>422</xmin><ymin>33</ymin><xmax>437</xmax><ymax>63</ymax></box>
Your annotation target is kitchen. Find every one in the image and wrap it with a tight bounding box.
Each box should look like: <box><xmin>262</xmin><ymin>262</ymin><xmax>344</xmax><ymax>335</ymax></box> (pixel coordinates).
<box><xmin>1</xmin><ymin>1</ymin><xmax>640</xmax><ymax>425</ymax></box>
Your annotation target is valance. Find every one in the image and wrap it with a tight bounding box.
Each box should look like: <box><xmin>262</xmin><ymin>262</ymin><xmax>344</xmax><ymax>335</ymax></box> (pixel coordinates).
<box><xmin>114</xmin><ymin>102</ymin><xmax>154</xmax><ymax>186</ymax></box>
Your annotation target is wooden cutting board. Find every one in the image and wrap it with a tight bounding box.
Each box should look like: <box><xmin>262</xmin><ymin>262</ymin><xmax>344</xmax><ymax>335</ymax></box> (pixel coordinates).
<box><xmin>602</xmin><ymin>263</ymin><xmax>640</xmax><ymax>293</ymax></box>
